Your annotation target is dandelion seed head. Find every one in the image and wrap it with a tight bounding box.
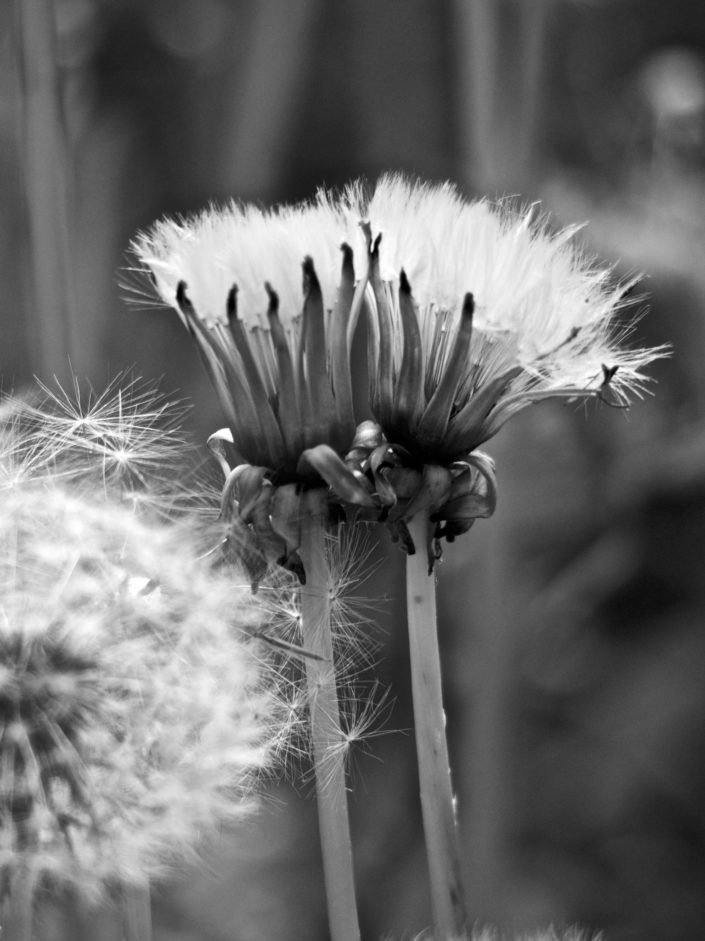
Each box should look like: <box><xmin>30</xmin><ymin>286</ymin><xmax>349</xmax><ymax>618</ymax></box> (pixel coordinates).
<box><xmin>132</xmin><ymin>174</ymin><xmax>666</xmax><ymax>564</ymax></box>
<box><xmin>0</xmin><ymin>430</ymin><xmax>283</xmax><ymax>900</ymax></box>
<box><xmin>133</xmin><ymin>173</ymin><xmax>662</xmax><ymax>435</ymax></box>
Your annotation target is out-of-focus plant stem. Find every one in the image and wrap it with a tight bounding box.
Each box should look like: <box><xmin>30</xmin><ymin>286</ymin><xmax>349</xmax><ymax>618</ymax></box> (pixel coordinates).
<box><xmin>453</xmin><ymin>0</ymin><xmax>499</xmax><ymax>192</ymax></box>
<box><xmin>406</xmin><ymin>513</ymin><xmax>468</xmax><ymax>939</ymax></box>
<box><xmin>1</xmin><ymin>876</ymin><xmax>34</xmax><ymax>941</ymax></box>
<box><xmin>515</xmin><ymin>0</ymin><xmax>549</xmax><ymax>182</ymax></box>
<box><xmin>122</xmin><ymin>879</ymin><xmax>153</xmax><ymax>941</ymax></box>
<box><xmin>452</xmin><ymin>0</ymin><xmax>550</xmax><ymax>193</ymax></box>
<box><xmin>299</xmin><ymin>488</ymin><xmax>360</xmax><ymax>941</ymax></box>
<box><xmin>218</xmin><ymin>0</ymin><xmax>320</xmax><ymax>197</ymax></box>
<box><xmin>459</xmin><ymin>510</ymin><xmax>513</xmax><ymax>923</ymax></box>
<box><xmin>17</xmin><ymin>0</ymin><xmax>76</xmax><ymax>380</ymax></box>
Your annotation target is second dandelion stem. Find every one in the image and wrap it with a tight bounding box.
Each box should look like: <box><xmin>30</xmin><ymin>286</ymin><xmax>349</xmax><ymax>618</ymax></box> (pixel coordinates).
<box><xmin>299</xmin><ymin>488</ymin><xmax>360</xmax><ymax>941</ymax></box>
<box><xmin>406</xmin><ymin>513</ymin><xmax>468</xmax><ymax>939</ymax></box>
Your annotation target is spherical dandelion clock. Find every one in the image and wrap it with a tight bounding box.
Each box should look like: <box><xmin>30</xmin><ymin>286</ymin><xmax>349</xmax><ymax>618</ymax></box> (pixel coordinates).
<box><xmin>0</xmin><ymin>398</ymin><xmax>282</xmax><ymax>936</ymax></box>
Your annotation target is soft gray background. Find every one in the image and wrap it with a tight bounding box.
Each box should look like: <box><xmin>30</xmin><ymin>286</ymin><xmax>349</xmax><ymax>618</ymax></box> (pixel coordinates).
<box><xmin>3</xmin><ymin>2</ymin><xmax>705</xmax><ymax>939</ymax></box>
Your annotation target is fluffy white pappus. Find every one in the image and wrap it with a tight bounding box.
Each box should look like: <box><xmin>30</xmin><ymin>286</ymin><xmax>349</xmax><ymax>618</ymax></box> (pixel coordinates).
<box><xmin>353</xmin><ymin>175</ymin><xmax>661</xmax><ymax>403</ymax></box>
<box><xmin>132</xmin><ymin>173</ymin><xmax>660</xmax><ymax>398</ymax></box>
<box><xmin>0</xmin><ymin>473</ymin><xmax>282</xmax><ymax>901</ymax></box>
<box><xmin>132</xmin><ymin>194</ymin><xmax>353</xmax><ymax>331</ymax></box>
<box><xmin>0</xmin><ymin>377</ymin><xmax>195</xmax><ymax>520</ymax></box>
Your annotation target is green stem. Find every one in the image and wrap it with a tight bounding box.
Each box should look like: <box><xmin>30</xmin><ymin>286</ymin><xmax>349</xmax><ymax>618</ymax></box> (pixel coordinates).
<box><xmin>298</xmin><ymin>488</ymin><xmax>360</xmax><ymax>941</ymax></box>
<box><xmin>406</xmin><ymin>513</ymin><xmax>468</xmax><ymax>939</ymax></box>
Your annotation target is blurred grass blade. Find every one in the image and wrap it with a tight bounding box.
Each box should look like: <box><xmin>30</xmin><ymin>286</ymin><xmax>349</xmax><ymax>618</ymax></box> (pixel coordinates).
<box><xmin>122</xmin><ymin>879</ymin><xmax>153</xmax><ymax>941</ymax></box>
<box><xmin>17</xmin><ymin>0</ymin><xmax>76</xmax><ymax>380</ymax></box>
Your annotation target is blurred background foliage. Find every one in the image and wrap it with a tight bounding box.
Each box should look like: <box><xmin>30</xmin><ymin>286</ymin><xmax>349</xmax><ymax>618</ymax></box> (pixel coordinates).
<box><xmin>3</xmin><ymin>1</ymin><xmax>705</xmax><ymax>939</ymax></box>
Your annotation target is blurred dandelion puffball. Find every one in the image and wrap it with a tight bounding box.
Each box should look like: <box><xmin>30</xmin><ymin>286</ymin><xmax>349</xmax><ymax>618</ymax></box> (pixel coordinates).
<box><xmin>0</xmin><ymin>475</ymin><xmax>278</xmax><ymax>899</ymax></box>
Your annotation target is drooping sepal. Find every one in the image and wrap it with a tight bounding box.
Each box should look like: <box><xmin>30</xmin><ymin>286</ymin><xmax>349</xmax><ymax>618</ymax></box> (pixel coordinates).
<box><xmin>216</xmin><ymin>465</ymin><xmax>269</xmax><ymax>589</ymax></box>
<box><xmin>344</xmin><ymin>421</ymin><xmax>499</xmax><ymax>557</ymax></box>
<box><xmin>206</xmin><ymin>427</ymin><xmax>236</xmax><ymax>478</ymax></box>
<box><xmin>431</xmin><ymin>451</ymin><xmax>497</xmax><ymax>542</ymax></box>
<box><xmin>401</xmin><ymin>464</ymin><xmax>453</xmax><ymax>522</ymax></box>
<box><xmin>209</xmin><ymin>457</ymin><xmax>306</xmax><ymax>586</ymax></box>
<box><xmin>298</xmin><ymin>444</ymin><xmax>376</xmax><ymax>507</ymax></box>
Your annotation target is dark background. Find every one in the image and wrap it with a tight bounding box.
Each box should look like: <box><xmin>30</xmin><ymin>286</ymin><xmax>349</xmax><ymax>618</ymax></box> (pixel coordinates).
<box><xmin>4</xmin><ymin>2</ymin><xmax>705</xmax><ymax>939</ymax></box>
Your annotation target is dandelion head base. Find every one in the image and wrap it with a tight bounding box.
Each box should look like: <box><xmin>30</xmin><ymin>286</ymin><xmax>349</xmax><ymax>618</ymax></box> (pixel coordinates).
<box><xmin>209</xmin><ymin>431</ymin><xmax>374</xmax><ymax>589</ymax></box>
<box><xmin>343</xmin><ymin>420</ymin><xmax>498</xmax><ymax>569</ymax></box>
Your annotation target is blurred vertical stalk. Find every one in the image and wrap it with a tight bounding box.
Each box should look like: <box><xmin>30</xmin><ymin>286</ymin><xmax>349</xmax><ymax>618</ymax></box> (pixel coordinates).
<box><xmin>452</xmin><ymin>0</ymin><xmax>499</xmax><ymax>192</ymax></box>
<box><xmin>1</xmin><ymin>875</ymin><xmax>34</xmax><ymax>941</ymax></box>
<box><xmin>298</xmin><ymin>488</ymin><xmax>360</xmax><ymax>941</ymax></box>
<box><xmin>16</xmin><ymin>0</ymin><xmax>76</xmax><ymax>380</ymax></box>
<box><xmin>460</xmin><ymin>510</ymin><xmax>514</xmax><ymax>923</ymax></box>
<box><xmin>452</xmin><ymin>0</ymin><xmax>550</xmax><ymax>192</ymax></box>
<box><xmin>122</xmin><ymin>879</ymin><xmax>153</xmax><ymax>941</ymax></box>
<box><xmin>514</xmin><ymin>0</ymin><xmax>549</xmax><ymax>183</ymax></box>
<box><xmin>219</xmin><ymin>0</ymin><xmax>320</xmax><ymax>197</ymax></box>
<box><xmin>406</xmin><ymin>513</ymin><xmax>468</xmax><ymax>939</ymax></box>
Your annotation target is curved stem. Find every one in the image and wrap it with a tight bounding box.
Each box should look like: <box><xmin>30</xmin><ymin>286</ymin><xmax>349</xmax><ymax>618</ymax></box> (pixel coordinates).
<box><xmin>406</xmin><ymin>513</ymin><xmax>468</xmax><ymax>938</ymax></box>
<box><xmin>299</xmin><ymin>488</ymin><xmax>360</xmax><ymax>941</ymax></box>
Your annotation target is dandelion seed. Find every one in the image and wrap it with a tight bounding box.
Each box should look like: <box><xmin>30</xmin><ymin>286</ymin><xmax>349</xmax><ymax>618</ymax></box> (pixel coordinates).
<box><xmin>1</xmin><ymin>376</ymin><xmax>195</xmax><ymax>525</ymax></box>
<box><xmin>250</xmin><ymin>526</ymin><xmax>383</xmax><ymax>781</ymax></box>
<box><xmin>333</xmin><ymin>682</ymin><xmax>398</xmax><ymax>768</ymax></box>
<box><xmin>325</xmin><ymin>524</ymin><xmax>380</xmax><ymax>618</ymax></box>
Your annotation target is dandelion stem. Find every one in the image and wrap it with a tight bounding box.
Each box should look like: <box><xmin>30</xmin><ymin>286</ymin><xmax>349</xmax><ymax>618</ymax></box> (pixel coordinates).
<box><xmin>406</xmin><ymin>512</ymin><xmax>468</xmax><ymax>939</ymax></box>
<box><xmin>298</xmin><ymin>488</ymin><xmax>360</xmax><ymax>941</ymax></box>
